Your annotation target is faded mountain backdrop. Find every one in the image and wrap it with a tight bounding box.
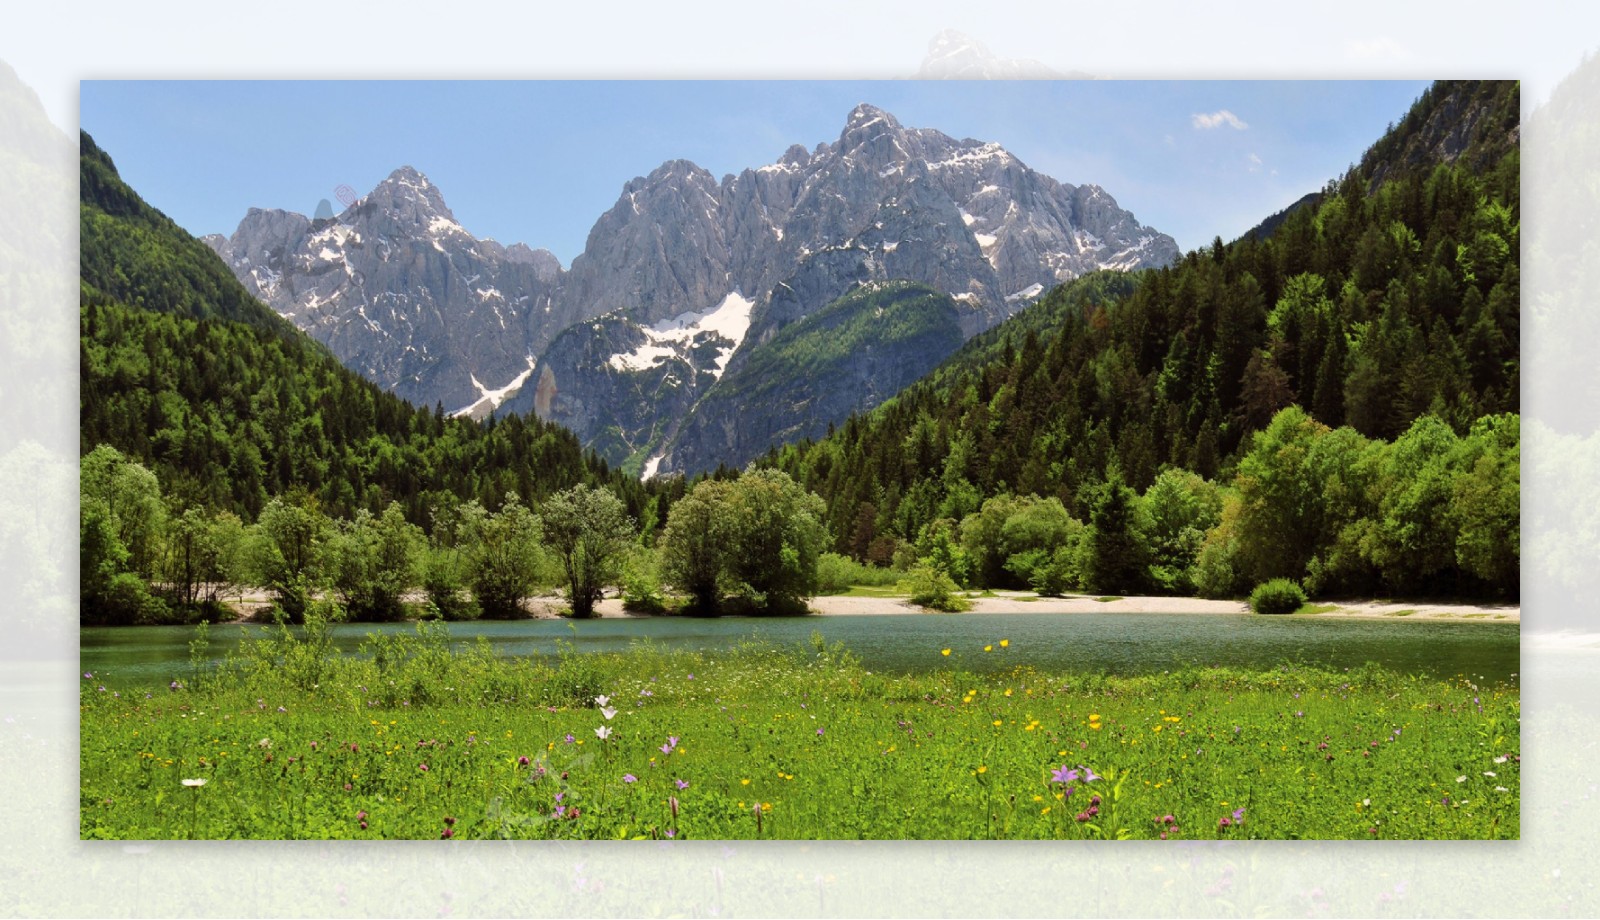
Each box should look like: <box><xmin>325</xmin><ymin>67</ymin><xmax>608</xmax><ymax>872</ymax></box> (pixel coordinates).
<box><xmin>206</xmin><ymin>104</ymin><xmax>1177</xmax><ymax>476</ymax></box>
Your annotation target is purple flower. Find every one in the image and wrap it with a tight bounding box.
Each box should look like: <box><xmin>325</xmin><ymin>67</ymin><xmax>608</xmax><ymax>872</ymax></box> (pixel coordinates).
<box><xmin>668</xmin><ymin>735</ymin><xmax>679</xmax><ymax>748</ymax></box>
<box><xmin>1075</xmin><ymin>812</ymin><xmax>1090</xmax><ymax>822</ymax></box>
<box><xmin>1051</xmin><ymin>765</ymin><xmax>1080</xmax><ymax>784</ymax></box>
<box><xmin>676</xmin><ymin>778</ymin><xmax>689</xmax><ymax>790</ymax></box>
<box><xmin>817</xmin><ymin>728</ymin><xmax>824</xmax><ymax>736</ymax></box>
<box><xmin>83</xmin><ymin>672</ymin><xmax>92</xmax><ymax>680</ymax></box>
<box><xmin>661</xmin><ymin>743</ymin><xmax>674</xmax><ymax>755</ymax></box>
<box><xmin>1078</xmin><ymin>765</ymin><xmax>1102</xmax><ymax>782</ymax></box>
<box><xmin>519</xmin><ymin>756</ymin><xmax>531</xmax><ymax>766</ymax></box>
<box><xmin>687</xmin><ymin>674</ymin><xmax>694</xmax><ymax>680</ymax></box>
<box><xmin>1232</xmin><ymin>807</ymin><xmax>1246</xmax><ymax>823</ymax></box>
<box><xmin>665</xmin><ymin>829</ymin><xmax>675</xmax><ymax>838</ymax></box>
<box><xmin>564</xmin><ymin>734</ymin><xmax>575</xmax><ymax>744</ymax></box>
<box><xmin>623</xmin><ymin>774</ymin><xmax>638</xmax><ymax>784</ymax></box>
<box><xmin>1219</xmin><ymin>817</ymin><xmax>1232</xmax><ymax>828</ymax></box>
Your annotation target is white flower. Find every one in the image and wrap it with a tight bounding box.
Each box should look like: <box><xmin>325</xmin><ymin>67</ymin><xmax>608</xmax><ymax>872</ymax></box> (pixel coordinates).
<box><xmin>595</xmin><ymin>726</ymin><xmax>612</xmax><ymax>740</ymax></box>
<box><xmin>1484</xmin><ymin>771</ymin><xmax>1497</xmax><ymax>777</ymax></box>
<box><xmin>601</xmin><ymin>707</ymin><xmax>618</xmax><ymax>721</ymax></box>
<box><xmin>1456</xmin><ymin>776</ymin><xmax>1468</xmax><ymax>783</ymax></box>
<box><xmin>257</xmin><ymin>738</ymin><xmax>272</xmax><ymax>749</ymax></box>
<box><xmin>181</xmin><ymin>778</ymin><xmax>207</xmax><ymax>787</ymax></box>
<box><xmin>1495</xmin><ymin>786</ymin><xmax>1509</xmax><ymax>792</ymax></box>
<box><xmin>594</xmin><ymin>695</ymin><xmax>610</xmax><ymax>707</ymax></box>
<box><xmin>1493</xmin><ymin>756</ymin><xmax>1508</xmax><ymax>764</ymax></box>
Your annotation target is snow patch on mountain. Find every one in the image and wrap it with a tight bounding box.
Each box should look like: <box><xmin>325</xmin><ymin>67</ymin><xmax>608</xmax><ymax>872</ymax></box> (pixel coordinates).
<box><xmin>453</xmin><ymin>356</ymin><xmax>537</xmax><ymax>418</ymax></box>
<box><xmin>607</xmin><ymin>291</ymin><xmax>755</xmax><ymax>377</ymax></box>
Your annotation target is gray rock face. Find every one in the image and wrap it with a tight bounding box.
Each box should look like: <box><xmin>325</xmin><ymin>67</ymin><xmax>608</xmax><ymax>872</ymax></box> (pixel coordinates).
<box><xmin>205</xmin><ymin>166</ymin><xmax>577</xmax><ymax>416</ymax></box>
<box><xmin>210</xmin><ymin>103</ymin><xmax>1177</xmax><ymax>475</ymax></box>
<box><xmin>525</xmin><ymin>103</ymin><xmax>1179</xmax><ymax>476</ymax></box>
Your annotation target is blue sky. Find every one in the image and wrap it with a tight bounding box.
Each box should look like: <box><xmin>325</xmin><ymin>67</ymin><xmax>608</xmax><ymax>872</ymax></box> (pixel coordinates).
<box><xmin>81</xmin><ymin>80</ymin><xmax>1430</xmax><ymax>263</ymax></box>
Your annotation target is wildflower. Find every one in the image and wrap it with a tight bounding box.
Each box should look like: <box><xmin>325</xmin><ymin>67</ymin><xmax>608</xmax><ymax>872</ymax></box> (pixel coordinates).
<box><xmin>984</xmin><ymin>645</ymin><xmax>993</xmax><ymax>652</ymax></box>
<box><xmin>1232</xmin><ymin>807</ymin><xmax>1246</xmax><ymax>824</ymax></box>
<box><xmin>419</xmin><ymin>764</ymin><xmax>430</xmax><ymax>772</ymax></box>
<box><xmin>1076</xmin><ymin>812</ymin><xmax>1090</xmax><ymax>822</ymax></box>
<box><xmin>1079</xmin><ymin>765</ymin><xmax>1102</xmax><ymax>782</ymax></box>
<box><xmin>741</xmin><ymin>778</ymin><xmax>751</xmax><ymax>786</ymax></box>
<box><xmin>181</xmin><ymin>778</ymin><xmax>207</xmax><ymax>787</ymax></box>
<box><xmin>356</xmin><ymin>810</ymin><xmax>367</xmax><ymax>821</ymax></box>
<box><xmin>519</xmin><ymin>756</ymin><xmax>530</xmax><ymax>766</ymax></box>
<box><xmin>564</xmin><ymin>734</ymin><xmax>575</xmax><ymax>744</ymax></box>
<box><xmin>1051</xmin><ymin>766</ymin><xmax>1080</xmax><ymax>784</ymax></box>
<box><xmin>976</xmin><ymin>765</ymin><xmax>987</xmax><ymax>774</ymax></box>
<box><xmin>669</xmin><ymin>796</ymin><xmax>679</xmax><ymax>818</ymax></box>
<box><xmin>441</xmin><ymin>828</ymin><xmax>454</xmax><ymax>839</ymax></box>
<box><xmin>1219</xmin><ymin>817</ymin><xmax>1232</xmax><ymax>828</ymax></box>
<box><xmin>941</xmin><ymin>649</ymin><xmax>951</xmax><ymax>657</ymax></box>
<box><xmin>1457</xmin><ymin>775</ymin><xmax>1467</xmax><ymax>783</ymax></box>
<box><xmin>665</xmin><ymin>829</ymin><xmax>676</xmax><ymax>838</ymax></box>
<box><xmin>1000</xmin><ymin>639</ymin><xmax>1009</xmax><ymax>648</ymax></box>
<box><xmin>1484</xmin><ymin>771</ymin><xmax>1497</xmax><ymax>777</ymax></box>
<box><xmin>83</xmin><ymin>672</ymin><xmax>92</xmax><ymax>680</ymax></box>
<box><xmin>1494</xmin><ymin>755</ymin><xmax>1508</xmax><ymax>764</ymax></box>
<box><xmin>594</xmin><ymin>695</ymin><xmax>610</xmax><ymax>707</ymax></box>
<box><xmin>595</xmin><ymin>726</ymin><xmax>612</xmax><ymax>740</ymax></box>
<box><xmin>676</xmin><ymin>779</ymin><xmax>689</xmax><ymax>790</ymax></box>
<box><xmin>601</xmin><ymin>707</ymin><xmax>618</xmax><ymax>721</ymax></box>
<box><xmin>443</xmin><ymin>815</ymin><xmax>456</xmax><ymax>826</ymax></box>
<box><xmin>817</xmin><ymin>728</ymin><xmax>824</xmax><ymax>736</ymax></box>
<box><xmin>623</xmin><ymin>774</ymin><xmax>637</xmax><ymax>784</ymax></box>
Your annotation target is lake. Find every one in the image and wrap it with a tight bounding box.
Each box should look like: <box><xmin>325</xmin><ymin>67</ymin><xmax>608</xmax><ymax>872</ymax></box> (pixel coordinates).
<box><xmin>79</xmin><ymin>611</ymin><xmax>1519</xmax><ymax>689</ymax></box>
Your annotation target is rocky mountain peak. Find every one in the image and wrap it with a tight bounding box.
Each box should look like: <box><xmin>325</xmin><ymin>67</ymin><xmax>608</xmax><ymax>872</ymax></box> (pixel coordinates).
<box><xmin>838</xmin><ymin>103</ymin><xmax>906</xmax><ymax>152</ymax></box>
<box><xmin>366</xmin><ymin>165</ymin><xmax>455</xmax><ymax>224</ymax></box>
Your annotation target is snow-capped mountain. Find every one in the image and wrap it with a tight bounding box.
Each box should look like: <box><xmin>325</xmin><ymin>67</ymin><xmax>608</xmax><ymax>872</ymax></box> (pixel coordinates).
<box><xmin>209</xmin><ymin>103</ymin><xmax>1177</xmax><ymax>474</ymax></box>
<box><xmin>506</xmin><ymin>103</ymin><xmax>1178</xmax><ymax>476</ymax></box>
<box><xmin>205</xmin><ymin>167</ymin><xmax>572</xmax><ymax>418</ymax></box>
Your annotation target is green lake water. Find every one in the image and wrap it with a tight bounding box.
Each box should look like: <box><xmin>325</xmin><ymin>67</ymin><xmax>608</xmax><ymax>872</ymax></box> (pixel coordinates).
<box><xmin>79</xmin><ymin>611</ymin><xmax>1519</xmax><ymax>689</ymax></box>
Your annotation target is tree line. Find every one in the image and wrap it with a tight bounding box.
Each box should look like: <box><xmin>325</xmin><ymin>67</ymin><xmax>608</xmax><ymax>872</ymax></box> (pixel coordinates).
<box><xmin>80</xmin><ymin>444</ymin><xmax>831</xmax><ymax>625</ymax></box>
<box><xmin>758</xmin><ymin>81</ymin><xmax>1520</xmax><ymax>602</ymax></box>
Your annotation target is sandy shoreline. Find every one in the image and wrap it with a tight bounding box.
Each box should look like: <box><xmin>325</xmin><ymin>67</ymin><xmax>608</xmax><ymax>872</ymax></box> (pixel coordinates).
<box><xmin>555</xmin><ymin>592</ymin><xmax>1520</xmax><ymax>623</ymax></box>
<box><xmin>221</xmin><ymin>590</ymin><xmax>1516</xmax><ymax>624</ymax></box>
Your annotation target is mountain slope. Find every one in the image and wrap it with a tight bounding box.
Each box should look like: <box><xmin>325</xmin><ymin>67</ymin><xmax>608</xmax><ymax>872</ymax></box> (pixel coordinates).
<box><xmin>761</xmin><ymin>80</ymin><xmax>1520</xmax><ymax>554</ymax></box>
<box><xmin>206</xmin><ymin>167</ymin><xmax>576</xmax><ymax>417</ymax></box>
<box><xmin>509</xmin><ymin>103</ymin><xmax>1177</xmax><ymax>474</ymax></box>
<box><xmin>80</xmin><ymin>131</ymin><xmax>648</xmax><ymax>524</ymax></box>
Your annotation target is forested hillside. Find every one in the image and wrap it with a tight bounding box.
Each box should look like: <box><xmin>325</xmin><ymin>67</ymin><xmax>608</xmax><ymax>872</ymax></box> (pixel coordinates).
<box><xmin>762</xmin><ymin>80</ymin><xmax>1520</xmax><ymax>600</ymax></box>
<box><xmin>80</xmin><ymin>131</ymin><xmax>646</xmax><ymax>524</ymax></box>
<box><xmin>80</xmin><ymin>132</ymin><xmax>665</xmax><ymax>624</ymax></box>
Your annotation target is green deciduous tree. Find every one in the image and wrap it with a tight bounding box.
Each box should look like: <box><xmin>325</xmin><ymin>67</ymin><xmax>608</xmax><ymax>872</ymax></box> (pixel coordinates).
<box><xmin>542</xmin><ymin>484</ymin><xmax>636</xmax><ymax>618</ymax></box>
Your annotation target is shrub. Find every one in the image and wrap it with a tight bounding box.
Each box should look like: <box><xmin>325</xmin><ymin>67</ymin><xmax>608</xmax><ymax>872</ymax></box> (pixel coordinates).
<box><xmin>817</xmin><ymin>553</ymin><xmax>901</xmax><ymax>594</ymax></box>
<box><xmin>898</xmin><ymin>565</ymin><xmax>971</xmax><ymax>612</ymax></box>
<box><xmin>1249</xmin><ymin>578</ymin><xmax>1307</xmax><ymax>615</ymax></box>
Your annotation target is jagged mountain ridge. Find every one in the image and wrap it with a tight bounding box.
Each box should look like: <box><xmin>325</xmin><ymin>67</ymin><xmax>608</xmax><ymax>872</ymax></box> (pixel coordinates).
<box><xmin>205</xmin><ymin>167</ymin><xmax>571</xmax><ymax>418</ymax></box>
<box><xmin>506</xmin><ymin>103</ymin><xmax>1178</xmax><ymax>476</ymax></box>
<box><xmin>209</xmin><ymin>103</ymin><xmax>1179</xmax><ymax>472</ymax></box>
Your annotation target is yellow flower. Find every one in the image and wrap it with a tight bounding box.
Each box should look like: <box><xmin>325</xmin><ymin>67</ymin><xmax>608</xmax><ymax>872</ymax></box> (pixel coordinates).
<box><xmin>941</xmin><ymin>649</ymin><xmax>951</xmax><ymax>656</ymax></box>
<box><xmin>760</xmin><ymin>802</ymin><xmax>772</xmax><ymax>812</ymax></box>
<box><xmin>977</xmin><ymin>765</ymin><xmax>988</xmax><ymax>774</ymax></box>
<box><xmin>993</xmin><ymin>720</ymin><xmax>1003</xmax><ymax>727</ymax></box>
<box><xmin>1089</xmin><ymin>713</ymin><xmax>1101</xmax><ymax>721</ymax></box>
<box><xmin>984</xmin><ymin>645</ymin><xmax>993</xmax><ymax>652</ymax></box>
<box><xmin>1000</xmin><ymin>639</ymin><xmax>1009</xmax><ymax>648</ymax></box>
<box><xmin>1003</xmin><ymin>689</ymin><xmax>1013</xmax><ymax>697</ymax></box>
<box><xmin>741</xmin><ymin>778</ymin><xmax>751</xmax><ymax>785</ymax></box>
<box><xmin>1032</xmin><ymin>795</ymin><xmax>1043</xmax><ymax>802</ymax></box>
<box><xmin>1041</xmin><ymin>807</ymin><xmax>1051</xmax><ymax>815</ymax></box>
<box><xmin>1090</xmin><ymin>723</ymin><xmax>1102</xmax><ymax>731</ymax></box>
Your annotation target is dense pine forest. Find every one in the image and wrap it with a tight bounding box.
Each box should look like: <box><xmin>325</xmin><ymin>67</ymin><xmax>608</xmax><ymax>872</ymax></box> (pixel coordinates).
<box><xmin>79</xmin><ymin>80</ymin><xmax>1521</xmax><ymax>626</ymax></box>
<box><xmin>760</xmin><ymin>80</ymin><xmax>1520</xmax><ymax>600</ymax></box>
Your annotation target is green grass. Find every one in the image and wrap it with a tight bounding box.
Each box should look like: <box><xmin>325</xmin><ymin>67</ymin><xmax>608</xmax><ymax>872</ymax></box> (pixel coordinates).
<box><xmin>79</xmin><ymin>626</ymin><xmax>1519</xmax><ymax>841</ymax></box>
<box><xmin>1095</xmin><ymin>596</ymin><xmax>1123</xmax><ymax>603</ymax></box>
<box><xmin>1392</xmin><ymin>609</ymin><xmax>1417</xmax><ymax>617</ymax></box>
<box><xmin>839</xmin><ymin>584</ymin><xmax>906</xmax><ymax>599</ymax></box>
<box><xmin>1295</xmin><ymin>604</ymin><xmax>1341</xmax><ymax>616</ymax></box>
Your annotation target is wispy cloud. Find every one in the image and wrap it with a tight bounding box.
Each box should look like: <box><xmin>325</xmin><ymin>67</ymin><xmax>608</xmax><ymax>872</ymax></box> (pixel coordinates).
<box><xmin>1192</xmin><ymin>110</ymin><xmax>1248</xmax><ymax>131</ymax></box>
<box><xmin>1247</xmin><ymin>152</ymin><xmax>1263</xmax><ymax>173</ymax></box>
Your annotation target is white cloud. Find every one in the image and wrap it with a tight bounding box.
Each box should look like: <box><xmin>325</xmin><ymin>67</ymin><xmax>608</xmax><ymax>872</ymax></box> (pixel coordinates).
<box><xmin>1247</xmin><ymin>152</ymin><xmax>1263</xmax><ymax>173</ymax></box>
<box><xmin>1192</xmin><ymin>110</ymin><xmax>1248</xmax><ymax>131</ymax></box>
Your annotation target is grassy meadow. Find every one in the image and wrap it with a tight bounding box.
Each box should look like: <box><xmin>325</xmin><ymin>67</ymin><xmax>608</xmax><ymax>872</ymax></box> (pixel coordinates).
<box><xmin>78</xmin><ymin>622</ymin><xmax>1519</xmax><ymax>841</ymax></box>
